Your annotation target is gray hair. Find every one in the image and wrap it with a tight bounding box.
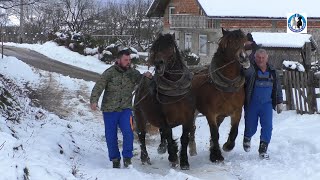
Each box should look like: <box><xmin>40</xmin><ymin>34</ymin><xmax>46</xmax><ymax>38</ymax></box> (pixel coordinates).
<box><xmin>254</xmin><ymin>49</ymin><xmax>268</xmax><ymax>57</ymax></box>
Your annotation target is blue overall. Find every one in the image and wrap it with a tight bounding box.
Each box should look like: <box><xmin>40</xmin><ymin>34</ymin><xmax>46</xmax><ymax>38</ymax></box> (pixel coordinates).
<box><xmin>103</xmin><ymin>108</ymin><xmax>134</xmax><ymax>161</ymax></box>
<box><xmin>244</xmin><ymin>70</ymin><xmax>273</xmax><ymax>143</ymax></box>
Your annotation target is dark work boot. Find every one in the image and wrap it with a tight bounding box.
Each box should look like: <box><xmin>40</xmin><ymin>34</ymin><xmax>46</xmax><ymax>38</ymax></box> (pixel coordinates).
<box><xmin>243</xmin><ymin>136</ymin><xmax>251</xmax><ymax>152</ymax></box>
<box><xmin>258</xmin><ymin>141</ymin><xmax>270</xmax><ymax>160</ymax></box>
<box><xmin>123</xmin><ymin>158</ymin><xmax>132</xmax><ymax>168</ymax></box>
<box><xmin>112</xmin><ymin>158</ymin><xmax>121</xmax><ymax>168</ymax></box>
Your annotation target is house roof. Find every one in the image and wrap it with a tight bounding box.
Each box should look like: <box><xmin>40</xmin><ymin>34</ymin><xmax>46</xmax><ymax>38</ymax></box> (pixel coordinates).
<box><xmin>147</xmin><ymin>0</ymin><xmax>320</xmax><ymax>18</ymax></box>
<box><xmin>197</xmin><ymin>0</ymin><xmax>320</xmax><ymax>18</ymax></box>
<box><xmin>146</xmin><ymin>0</ymin><xmax>170</xmax><ymax>17</ymax></box>
<box><xmin>251</xmin><ymin>32</ymin><xmax>317</xmax><ymax>50</ymax></box>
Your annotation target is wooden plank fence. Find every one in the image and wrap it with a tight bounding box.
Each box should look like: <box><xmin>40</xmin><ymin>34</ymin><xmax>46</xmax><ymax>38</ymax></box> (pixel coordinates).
<box><xmin>283</xmin><ymin>71</ymin><xmax>319</xmax><ymax>114</ymax></box>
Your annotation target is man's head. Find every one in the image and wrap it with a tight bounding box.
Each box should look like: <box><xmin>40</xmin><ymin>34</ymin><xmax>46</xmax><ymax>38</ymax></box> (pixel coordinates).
<box><xmin>116</xmin><ymin>50</ymin><xmax>131</xmax><ymax>70</ymax></box>
<box><xmin>254</xmin><ymin>49</ymin><xmax>268</xmax><ymax>69</ymax></box>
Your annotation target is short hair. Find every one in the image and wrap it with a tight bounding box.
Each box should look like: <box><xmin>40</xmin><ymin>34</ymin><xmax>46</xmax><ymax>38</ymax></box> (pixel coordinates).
<box><xmin>117</xmin><ymin>49</ymin><xmax>130</xmax><ymax>59</ymax></box>
<box><xmin>254</xmin><ymin>48</ymin><xmax>268</xmax><ymax>57</ymax></box>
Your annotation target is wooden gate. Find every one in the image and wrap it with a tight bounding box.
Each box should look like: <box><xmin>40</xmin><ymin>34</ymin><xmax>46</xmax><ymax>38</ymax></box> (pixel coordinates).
<box><xmin>283</xmin><ymin>71</ymin><xmax>318</xmax><ymax>114</ymax></box>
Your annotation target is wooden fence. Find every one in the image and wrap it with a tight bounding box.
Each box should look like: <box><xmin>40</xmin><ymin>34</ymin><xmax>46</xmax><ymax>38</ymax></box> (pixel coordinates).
<box><xmin>283</xmin><ymin>71</ymin><xmax>319</xmax><ymax>114</ymax></box>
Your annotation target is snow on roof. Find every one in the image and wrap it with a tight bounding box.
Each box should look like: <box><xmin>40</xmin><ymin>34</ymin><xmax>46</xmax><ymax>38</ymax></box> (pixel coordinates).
<box><xmin>197</xmin><ymin>0</ymin><xmax>320</xmax><ymax>18</ymax></box>
<box><xmin>251</xmin><ymin>32</ymin><xmax>312</xmax><ymax>48</ymax></box>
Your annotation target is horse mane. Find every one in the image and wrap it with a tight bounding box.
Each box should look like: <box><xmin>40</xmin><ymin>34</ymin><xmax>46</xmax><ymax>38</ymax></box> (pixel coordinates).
<box><xmin>149</xmin><ymin>33</ymin><xmax>182</xmax><ymax>66</ymax></box>
<box><xmin>214</xmin><ymin>29</ymin><xmax>246</xmax><ymax>63</ymax></box>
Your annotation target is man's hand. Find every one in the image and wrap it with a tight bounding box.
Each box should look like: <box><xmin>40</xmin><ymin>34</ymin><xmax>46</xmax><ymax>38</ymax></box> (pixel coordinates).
<box><xmin>90</xmin><ymin>103</ymin><xmax>98</xmax><ymax>111</ymax></box>
<box><xmin>143</xmin><ymin>71</ymin><xmax>152</xmax><ymax>79</ymax></box>
<box><xmin>276</xmin><ymin>103</ymin><xmax>283</xmax><ymax>114</ymax></box>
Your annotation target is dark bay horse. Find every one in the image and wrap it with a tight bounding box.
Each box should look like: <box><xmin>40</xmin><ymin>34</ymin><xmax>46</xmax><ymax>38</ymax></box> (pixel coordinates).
<box><xmin>134</xmin><ymin>33</ymin><xmax>196</xmax><ymax>170</ymax></box>
<box><xmin>192</xmin><ymin>29</ymin><xmax>250</xmax><ymax>162</ymax></box>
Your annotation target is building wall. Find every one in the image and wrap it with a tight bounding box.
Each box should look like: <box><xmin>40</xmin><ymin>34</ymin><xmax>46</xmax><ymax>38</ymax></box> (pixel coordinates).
<box><xmin>265</xmin><ymin>48</ymin><xmax>303</xmax><ymax>69</ymax></box>
<box><xmin>161</xmin><ymin>0</ymin><xmax>320</xmax><ymax>66</ymax></box>
<box><xmin>163</xmin><ymin>0</ymin><xmax>201</xmax><ymax>28</ymax></box>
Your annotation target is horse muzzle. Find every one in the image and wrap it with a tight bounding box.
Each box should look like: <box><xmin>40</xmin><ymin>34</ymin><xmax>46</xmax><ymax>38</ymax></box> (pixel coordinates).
<box><xmin>239</xmin><ymin>51</ymin><xmax>250</xmax><ymax>69</ymax></box>
<box><xmin>155</xmin><ymin>59</ymin><xmax>166</xmax><ymax>76</ymax></box>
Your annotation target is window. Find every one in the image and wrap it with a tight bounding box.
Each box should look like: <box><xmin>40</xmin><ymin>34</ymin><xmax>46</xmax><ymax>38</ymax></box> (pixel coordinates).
<box><xmin>199</xmin><ymin>34</ymin><xmax>207</xmax><ymax>55</ymax></box>
<box><xmin>185</xmin><ymin>33</ymin><xmax>192</xmax><ymax>50</ymax></box>
<box><xmin>169</xmin><ymin>7</ymin><xmax>175</xmax><ymax>24</ymax></box>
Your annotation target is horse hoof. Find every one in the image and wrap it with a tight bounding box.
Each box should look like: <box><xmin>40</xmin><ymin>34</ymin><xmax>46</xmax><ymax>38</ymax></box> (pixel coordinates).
<box><xmin>180</xmin><ymin>164</ymin><xmax>190</xmax><ymax>170</ymax></box>
<box><xmin>210</xmin><ymin>154</ymin><xmax>224</xmax><ymax>163</ymax></box>
<box><xmin>170</xmin><ymin>161</ymin><xmax>179</xmax><ymax>168</ymax></box>
<box><xmin>222</xmin><ymin>142</ymin><xmax>235</xmax><ymax>152</ymax></box>
<box><xmin>141</xmin><ymin>157</ymin><xmax>151</xmax><ymax>165</ymax></box>
<box><xmin>157</xmin><ymin>143</ymin><xmax>167</xmax><ymax>154</ymax></box>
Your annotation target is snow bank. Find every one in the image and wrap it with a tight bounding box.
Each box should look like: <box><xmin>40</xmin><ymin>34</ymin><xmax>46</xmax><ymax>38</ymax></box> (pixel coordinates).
<box><xmin>4</xmin><ymin>42</ymin><xmax>153</xmax><ymax>74</ymax></box>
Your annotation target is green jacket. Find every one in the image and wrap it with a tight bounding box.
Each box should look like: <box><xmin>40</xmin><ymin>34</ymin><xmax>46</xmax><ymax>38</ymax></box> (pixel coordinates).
<box><xmin>90</xmin><ymin>65</ymin><xmax>142</xmax><ymax>112</ymax></box>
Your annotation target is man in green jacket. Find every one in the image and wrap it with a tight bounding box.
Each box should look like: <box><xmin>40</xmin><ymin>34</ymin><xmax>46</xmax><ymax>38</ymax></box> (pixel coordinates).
<box><xmin>90</xmin><ymin>49</ymin><xmax>151</xmax><ymax>168</ymax></box>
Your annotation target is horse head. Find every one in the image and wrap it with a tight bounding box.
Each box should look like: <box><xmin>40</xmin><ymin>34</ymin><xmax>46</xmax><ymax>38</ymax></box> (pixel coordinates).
<box><xmin>149</xmin><ymin>33</ymin><xmax>181</xmax><ymax>76</ymax></box>
<box><xmin>219</xmin><ymin>28</ymin><xmax>249</xmax><ymax>67</ymax></box>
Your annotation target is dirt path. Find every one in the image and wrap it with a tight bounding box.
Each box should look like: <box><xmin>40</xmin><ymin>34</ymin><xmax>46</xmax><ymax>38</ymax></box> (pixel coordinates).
<box><xmin>3</xmin><ymin>46</ymin><xmax>100</xmax><ymax>82</ymax></box>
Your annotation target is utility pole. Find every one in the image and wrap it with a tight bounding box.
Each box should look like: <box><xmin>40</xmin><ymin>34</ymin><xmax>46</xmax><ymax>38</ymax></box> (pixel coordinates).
<box><xmin>19</xmin><ymin>0</ymin><xmax>24</xmax><ymax>44</ymax></box>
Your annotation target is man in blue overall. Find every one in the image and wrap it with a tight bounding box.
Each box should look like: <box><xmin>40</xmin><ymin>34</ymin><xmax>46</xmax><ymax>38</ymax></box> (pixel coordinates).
<box><xmin>242</xmin><ymin>49</ymin><xmax>283</xmax><ymax>159</ymax></box>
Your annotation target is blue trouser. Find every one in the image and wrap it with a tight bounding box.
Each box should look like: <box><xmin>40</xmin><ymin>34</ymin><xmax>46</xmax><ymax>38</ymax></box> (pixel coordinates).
<box><xmin>103</xmin><ymin>108</ymin><xmax>134</xmax><ymax>161</ymax></box>
<box><xmin>244</xmin><ymin>101</ymin><xmax>273</xmax><ymax>143</ymax></box>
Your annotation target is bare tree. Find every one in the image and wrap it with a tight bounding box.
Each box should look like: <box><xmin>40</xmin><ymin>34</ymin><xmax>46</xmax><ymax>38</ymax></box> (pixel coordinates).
<box><xmin>61</xmin><ymin>0</ymin><xmax>97</xmax><ymax>32</ymax></box>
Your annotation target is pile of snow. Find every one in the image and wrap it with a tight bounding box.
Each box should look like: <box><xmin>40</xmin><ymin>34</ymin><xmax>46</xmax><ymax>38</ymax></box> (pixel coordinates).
<box><xmin>106</xmin><ymin>44</ymin><xmax>116</xmax><ymax>49</ymax></box>
<box><xmin>55</xmin><ymin>32</ymin><xmax>69</xmax><ymax>40</ymax></box>
<box><xmin>283</xmin><ymin>60</ymin><xmax>306</xmax><ymax>72</ymax></box>
<box><xmin>84</xmin><ymin>47</ymin><xmax>99</xmax><ymax>55</ymax></box>
<box><xmin>252</xmin><ymin>32</ymin><xmax>312</xmax><ymax>48</ymax></box>
<box><xmin>102</xmin><ymin>50</ymin><xmax>113</xmax><ymax>55</ymax></box>
<box><xmin>190</xmin><ymin>52</ymin><xmax>200</xmax><ymax>59</ymax></box>
<box><xmin>130</xmin><ymin>53</ymin><xmax>140</xmax><ymax>59</ymax></box>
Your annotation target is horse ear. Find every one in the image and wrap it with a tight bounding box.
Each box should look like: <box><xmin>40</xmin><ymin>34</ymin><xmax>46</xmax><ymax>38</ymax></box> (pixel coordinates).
<box><xmin>222</xmin><ymin>28</ymin><xmax>227</xmax><ymax>36</ymax></box>
<box><xmin>172</xmin><ymin>33</ymin><xmax>175</xmax><ymax>39</ymax></box>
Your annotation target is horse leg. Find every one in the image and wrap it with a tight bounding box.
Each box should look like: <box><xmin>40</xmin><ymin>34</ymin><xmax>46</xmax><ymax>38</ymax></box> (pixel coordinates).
<box><xmin>157</xmin><ymin>128</ymin><xmax>167</xmax><ymax>154</ymax></box>
<box><xmin>210</xmin><ymin>115</ymin><xmax>225</xmax><ymax>149</ymax></box>
<box><xmin>135</xmin><ymin>110</ymin><xmax>151</xmax><ymax>165</ymax></box>
<box><xmin>188</xmin><ymin>111</ymin><xmax>198</xmax><ymax>156</ymax></box>
<box><xmin>180</xmin><ymin>125</ymin><xmax>190</xmax><ymax>170</ymax></box>
<box><xmin>208</xmin><ymin>114</ymin><xmax>224</xmax><ymax>162</ymax></box>
<box><xmin>163</xmin><ymin>127</ymin><xmax>179</xmax><ymax>167</ymax></box>
<box><xmin>223</xmin><ymin>110</ymin><xmax>241</xmax><ymax>152</ymax></box>
<box><xmin>138</xmin><ymin>131</ymin><xmax>151</xmax><ymax>165</ymax></box>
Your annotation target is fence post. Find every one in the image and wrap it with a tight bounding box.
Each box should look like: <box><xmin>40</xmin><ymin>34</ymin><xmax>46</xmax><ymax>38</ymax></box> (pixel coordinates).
<box><xmin>305</xmin><ymin>42</ymin><xmax>312</xmax><ymax>72</ymax></box>
<box><xmin>307</xmin><ymin>72</ymin><xmax>318</xmax><ymax>113</ymax></box>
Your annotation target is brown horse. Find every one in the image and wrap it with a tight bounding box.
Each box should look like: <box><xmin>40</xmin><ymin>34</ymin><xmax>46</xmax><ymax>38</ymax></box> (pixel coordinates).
<box><xmin>134</xmin><ymin>33</ymin><xmax>195</xmax><ymax>170</ymax></box>
<box><xmin>192</xmin><ymin>29</ymin><xmax>250</xmax><ymax>162</ymax></box>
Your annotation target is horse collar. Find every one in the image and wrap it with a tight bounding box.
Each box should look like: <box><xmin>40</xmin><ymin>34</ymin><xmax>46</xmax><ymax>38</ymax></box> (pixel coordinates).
<box><xmin>209</xmin><ymin>59</ymin><xmax>245</xmax><ymax>92</ymax></box>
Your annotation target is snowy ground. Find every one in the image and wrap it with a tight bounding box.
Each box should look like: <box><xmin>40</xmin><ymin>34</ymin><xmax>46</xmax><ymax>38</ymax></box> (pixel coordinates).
<box><xmin>1</xmin><ymin>45</ymin><xmax>320</xmax><ymax>180</ymax></box>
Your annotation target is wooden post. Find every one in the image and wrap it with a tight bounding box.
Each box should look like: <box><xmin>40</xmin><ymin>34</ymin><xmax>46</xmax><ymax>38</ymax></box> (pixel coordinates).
<box><xmin>300</xmin><ymin>72</ymin><xmax>308</xmax><ymax>113</ymax></box>
<box><xmin>304</xmin><ymin>42</ymin><xmax>312</xmax><ymax>72</ymax></box>
<box><xmin>307</xmin><ymin>72</ymin><xmax>318</xmax><ymax>113</ymax></box>
<box><xmin>288</xmin><ymin>71</ymin><xmax>295</xmax><ymax>110</ymax></box>
<box><xmin>283</xmin><ymin>71</ymin><xmax>290</xmax><ymax>110</ymax></box>
<box><xmin>292</xmin><ymin>71</ymin><xmax>300</xmax><ymax>114</ymax></box>
<box><xmin>296</xmin><ymin>71</ymin><xmax>304</xmax><ymax>114</ymax></box>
